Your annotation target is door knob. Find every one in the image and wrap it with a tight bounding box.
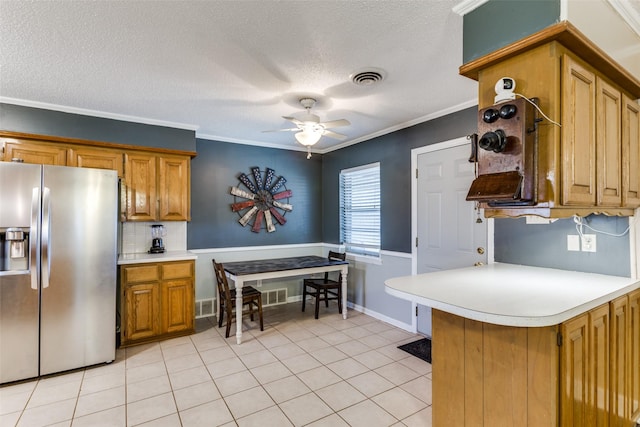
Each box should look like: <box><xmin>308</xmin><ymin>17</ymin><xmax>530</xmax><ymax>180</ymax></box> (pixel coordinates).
<box><xmin>477</xmin><ymin>247</ymin><xmax>485</xmax><ymax>254</ymax></box>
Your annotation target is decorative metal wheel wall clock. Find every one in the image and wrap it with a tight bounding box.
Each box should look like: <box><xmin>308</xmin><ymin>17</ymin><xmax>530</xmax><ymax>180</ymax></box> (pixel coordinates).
<box><xmin>230</xmin><ymin>167</ymin><xmax>293</xmax><ymax>233</ymax></box>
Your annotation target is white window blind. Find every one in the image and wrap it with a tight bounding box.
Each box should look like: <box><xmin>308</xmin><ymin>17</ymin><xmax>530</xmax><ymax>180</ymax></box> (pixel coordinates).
<box><xmin>340</xmin><ymin>163</ymin><xmax>380</xmax><ymax>257</ymax></box>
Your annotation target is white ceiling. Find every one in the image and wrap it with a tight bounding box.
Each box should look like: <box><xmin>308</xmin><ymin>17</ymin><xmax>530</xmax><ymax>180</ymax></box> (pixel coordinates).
<box><xmin>0</xmin><ymin>1</ymin><xmax>638</xmax><ymax>154</ymax></box>
<box><xmin>0</xmin><ymin>0</ymin><xmax>477</xmax><ymax>153</ymax></box>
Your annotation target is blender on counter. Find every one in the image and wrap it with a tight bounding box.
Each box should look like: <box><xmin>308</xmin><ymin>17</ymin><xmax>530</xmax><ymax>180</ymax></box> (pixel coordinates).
<box><xmin>149</xmin><ymin>224</ymin><xmax>166</xmax><ymax>253</ymax></box>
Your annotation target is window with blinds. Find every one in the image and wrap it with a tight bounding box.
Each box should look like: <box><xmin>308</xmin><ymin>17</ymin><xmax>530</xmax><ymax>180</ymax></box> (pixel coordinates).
<box><xmin>339</xmin><ymin>162</ymin><xmax>381</xmax><ymax>257</ymax></box>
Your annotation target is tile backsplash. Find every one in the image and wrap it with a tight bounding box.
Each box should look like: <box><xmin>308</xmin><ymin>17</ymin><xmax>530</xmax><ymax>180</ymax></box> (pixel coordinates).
<box><xmin>120</xmin><ymin>221</ymin><xmax>187</xmax><ymax>254</ymax></box>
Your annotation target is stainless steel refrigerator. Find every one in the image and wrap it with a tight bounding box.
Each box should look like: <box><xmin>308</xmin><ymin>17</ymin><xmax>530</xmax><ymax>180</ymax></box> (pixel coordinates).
<box><xmin>0</xmin><ymin>162</ymin><xmax>118</xmax><ymax>384</ymax></box>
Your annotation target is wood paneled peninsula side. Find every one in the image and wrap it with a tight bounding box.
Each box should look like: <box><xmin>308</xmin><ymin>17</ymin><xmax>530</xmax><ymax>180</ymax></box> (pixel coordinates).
<box><xmin>385</xmin><ymin>263</ymin><xmax>640</xmax><ymax>427</ymax></box>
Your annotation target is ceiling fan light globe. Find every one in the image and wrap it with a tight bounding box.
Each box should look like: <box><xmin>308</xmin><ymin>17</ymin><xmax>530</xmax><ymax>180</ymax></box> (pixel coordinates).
<box><xmin>294</xmin><ymin>129</ymin><xmax>322</xmax><ymax>146</ymax></box>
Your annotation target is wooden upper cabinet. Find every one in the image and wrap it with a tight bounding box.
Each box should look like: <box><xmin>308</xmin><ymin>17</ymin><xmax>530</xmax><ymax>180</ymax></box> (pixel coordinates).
<box><xmin>562</xmin><ymin>54</ymin><xmax>597</xmax><ymax>206</ymax></box>
<box><xmin>158</xmin><ymin>155</ymin><xmax>190</xmax><ymax>221</ymax></box>
<box><xmin>596</xmin><ymin>77</ymin><xmax>622</xmax><ymax>207</ymax></box>
<box><xmin>122</xmin><ymin>153</ymin><xmax>191</xmax><ymax>222</ymax></box>
<box><xmin>2</xmin><ymin>140</ymin><xmax>67</xmax><ymax>165</ymax></box>
<box><xmin>0</xmin><ymin>132</ymin><xmax>194</xmax><ymax>222</ymax></box>
<box><xmin>124</xmin><ymin>152</ymin><xmax>157</xmax><ymax>221</ymax></box>
<box><xmin>460</xmin><ymin>22</ymin><xmax>640</xmax><ymax>218</ymax></box>
<box><xmin>68</xmin><ymin>146</ymin><xmax>124</xmax><ymax>178</ymax></box>
<box><xmin>622</xmin><ymin>94</ymin><xmax>640</xmax><ymax>208</ymax></box>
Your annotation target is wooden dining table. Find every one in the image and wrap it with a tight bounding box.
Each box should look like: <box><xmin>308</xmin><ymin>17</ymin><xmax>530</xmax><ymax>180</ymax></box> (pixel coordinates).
<box><xmin>223</xmin><ymin>255</ymin><xmax>349</xmax><ymax>344</ymax></box>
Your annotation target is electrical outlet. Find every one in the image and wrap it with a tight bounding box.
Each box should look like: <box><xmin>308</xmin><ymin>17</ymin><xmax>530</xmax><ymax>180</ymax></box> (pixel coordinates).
<box><xmin>581</xmin><ymin>234</ymin><xmax>597</xmax><ymax>252</ymax></box>
<box><xmin>567</xmin><ymin>235</ymin><xmax>580</xmax><ymax>251</ymax></box>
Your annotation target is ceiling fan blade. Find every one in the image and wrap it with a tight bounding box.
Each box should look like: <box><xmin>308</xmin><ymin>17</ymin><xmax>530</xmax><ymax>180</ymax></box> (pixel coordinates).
<box><xmin>321</xmin><ymin>119</ymin><xmax>350</xmax><ymax>129</ymax></box>
<box><xmin>262</xmin><ymin>128</ymin><xmax>300</xmax><ymax>133</ymax></box>
<box><xmin>322</xmin><ymin>130</ymin><xmax>348</xmax><ymax>141</ymax></box>
<box><xmin>283</xmin><ymin>116</ymin><xmax>304</xmax><ymax>126</ymax></box>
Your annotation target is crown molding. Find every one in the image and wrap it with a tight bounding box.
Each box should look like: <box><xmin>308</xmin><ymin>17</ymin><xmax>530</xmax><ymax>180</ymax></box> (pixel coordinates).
<box><xmin>452</xmin><ymin>0</ymin><xmax>489</xmax><ymax>16</ymax></box>
<box><xmin>323</xmin><ymin>98</ymin><xmax>478</xmax><ymax>154</ymax></box>
<box><xmin>607</xmin><ymin>0</ymin><xmax>640</xmax><ymax>37</ymax></box>
<box><xmin>0</xmin><ymin>97</ymin><xmax>199</xmax><ymax>131</ymax></box>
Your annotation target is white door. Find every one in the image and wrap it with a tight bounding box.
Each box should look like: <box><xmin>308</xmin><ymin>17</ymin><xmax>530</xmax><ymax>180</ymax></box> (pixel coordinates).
<box><xmin>415</xmin><ymin>140</ymin><xmax>488</xmax><ymax>336</ymax></box>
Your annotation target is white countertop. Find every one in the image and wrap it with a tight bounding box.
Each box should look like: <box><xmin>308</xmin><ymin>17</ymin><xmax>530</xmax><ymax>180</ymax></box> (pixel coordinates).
<box><xmin>118</xmin><ymin>250</ymin><xmax>198</xmax><ymax>265</ymax></box>
<box><xmin>385</xmin><ymin>263</ymin><xmax>639</xmax><ymax>327</ymax></box>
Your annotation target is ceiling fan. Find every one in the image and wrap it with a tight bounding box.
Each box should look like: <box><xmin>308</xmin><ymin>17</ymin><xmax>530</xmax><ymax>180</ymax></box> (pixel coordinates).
<box><xmin>265</xmin><ymin>98</ymin><xmax>350</xmax><ymax>158</ymax></box>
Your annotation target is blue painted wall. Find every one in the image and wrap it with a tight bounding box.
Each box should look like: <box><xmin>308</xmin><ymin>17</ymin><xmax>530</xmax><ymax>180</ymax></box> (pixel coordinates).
<box><xmin>188</xmin><ymin>139</ymin><xmax>323</xmax><ymax>249</ymax></box>
<box><xmin>462</xmin><ymin>0</ymin><xmax>560</xmax><ymax>62</ymax></box>
<box><xmin>494</xmin><ymin>216</ymin><xmax>631</xmax><ymax>277</ymax></box>
<box><xmin>0</xmin><ymin>103</ymin><xmax>195</xmax><ymax>151</ymax></box>
<box><xmin>321</xmin><ymin>107</ymin><xmax>478</xmax><ymax>253</ymax></box>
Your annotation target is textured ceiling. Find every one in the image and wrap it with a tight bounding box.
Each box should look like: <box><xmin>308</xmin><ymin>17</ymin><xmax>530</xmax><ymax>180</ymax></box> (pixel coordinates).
<box><xmin>0</xmin><ymin>1</ymin><xmax>476</xmax><ymax>153</ymax></box>
<box><xmin>1</xmin><ymin>1</ymin><xmax>638</xmax><ymax>154</ymax></box>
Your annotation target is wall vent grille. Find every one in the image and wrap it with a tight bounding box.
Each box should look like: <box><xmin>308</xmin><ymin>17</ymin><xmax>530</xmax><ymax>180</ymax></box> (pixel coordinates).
<box><xmin>206</xmin><ymin>288</ymin><xmax>288</xmax><ymax>318</ymax></box>
<box><xmin>262</xmin><ymin>288</ymin><xmax>288</xmax><ymax>307</ymax></box>
<box><xmin>195</xmin><ymin>298</ymin><xmax>215</xmax><ymax>318</ymax></box>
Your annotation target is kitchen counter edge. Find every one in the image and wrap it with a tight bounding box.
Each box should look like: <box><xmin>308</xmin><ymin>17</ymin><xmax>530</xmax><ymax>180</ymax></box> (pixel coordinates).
<box><xmin>118</xmin><ymin>251</ymin><xmax>198</xmax><ymax>265</ymax></box>
<box><xmin>385</xmin><ymin>263</ymin><xmax>640</xmax><ymax>328</ymax></box>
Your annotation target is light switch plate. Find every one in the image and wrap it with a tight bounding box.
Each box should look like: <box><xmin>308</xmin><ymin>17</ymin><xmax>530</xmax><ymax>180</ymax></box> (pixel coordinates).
<box><xmin>567</xmin><ymin>235</ymin><xmax>580</xmax><ymax>251</ymax></box>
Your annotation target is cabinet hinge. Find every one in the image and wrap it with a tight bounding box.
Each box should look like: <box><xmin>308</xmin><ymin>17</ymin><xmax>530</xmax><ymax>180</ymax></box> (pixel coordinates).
<box><xmin>557</xmin><ymin>332</ymin><xmax>563</xmax><ymax>347</ymax></box>
<box><xmin>416</xmin><ymin>306</ymin><xmax>418</xmax><ymax>317</ymax></box>
<box><xmin>415</xmin><ymin>237</ymin><xmax>418</xmax><ymax>247</ymax></box>
<box><xmin>415</xmin><ymin>168</ymin><xmax>418</xmax><ymax>179</ymax></box>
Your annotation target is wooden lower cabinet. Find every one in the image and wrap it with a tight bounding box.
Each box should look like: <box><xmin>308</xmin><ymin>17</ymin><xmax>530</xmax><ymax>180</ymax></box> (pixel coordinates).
<box><xmin>124</xmin><ymin>283</ymin><xmax>161</xmax><ymax>342</ymax></box>
<box><xmin>561</xmin><ymin>303</ymin><xmax>610</xmax><ymax>426</ymax></box>
<box><xmin>630</xmin><ymin>290</ymin><xmax>640</xmax><ymax>422</ymax></box>
<box><xmin>610</xmin><ymin>296</ymin><xmax>629</xmax><ymax>426</ymax></box>
<box><xmin>120</xmin><ymin>260</ymin><xmax>194</xmax><ymax>347</ymax></box>
<box><xmin>432</xmin><ymin>291</ymin><xmax>639</xmax><ymax>427</ymax></box>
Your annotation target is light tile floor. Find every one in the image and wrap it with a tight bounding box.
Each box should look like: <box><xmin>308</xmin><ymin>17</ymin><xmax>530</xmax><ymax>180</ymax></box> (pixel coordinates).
<box><xmin>0</xmin><ymin>303</ymin><xmax>433</xmax><ymax>427</ymax></box>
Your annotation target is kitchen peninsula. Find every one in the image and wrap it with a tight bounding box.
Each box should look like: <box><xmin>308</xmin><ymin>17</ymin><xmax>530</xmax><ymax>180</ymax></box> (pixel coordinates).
<box><xmin>385</xmin><ymin>263</ymin><xmax>640</xmax><ymax>427</ymax></box>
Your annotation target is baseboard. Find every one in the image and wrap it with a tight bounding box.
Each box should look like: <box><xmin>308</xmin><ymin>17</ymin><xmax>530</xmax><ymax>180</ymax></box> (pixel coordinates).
<box><xmin>347</xmin><ymin>302</ymin><xmax>414</xmax><ymax>332</ymax></box>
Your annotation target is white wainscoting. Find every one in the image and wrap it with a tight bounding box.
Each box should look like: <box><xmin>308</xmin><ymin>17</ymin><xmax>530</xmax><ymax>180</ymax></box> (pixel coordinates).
<box><xmin>189</xmin><ymin>244</ymin><xmax>415</xmax><ymax>331</ymax></box>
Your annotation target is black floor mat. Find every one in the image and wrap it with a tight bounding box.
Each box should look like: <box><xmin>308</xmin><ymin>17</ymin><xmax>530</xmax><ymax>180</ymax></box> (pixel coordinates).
<box><xmin>397</xmin><ymin>337</ymin><xmax>431</xmax><ymax>364</ymax></box>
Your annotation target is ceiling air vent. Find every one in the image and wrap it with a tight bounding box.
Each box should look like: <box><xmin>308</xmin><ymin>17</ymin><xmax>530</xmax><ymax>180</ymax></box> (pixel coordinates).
<box><xmin>350</xmin><ymin>68</ymin><xmax>386</xmax><ymax>86</ymax></box>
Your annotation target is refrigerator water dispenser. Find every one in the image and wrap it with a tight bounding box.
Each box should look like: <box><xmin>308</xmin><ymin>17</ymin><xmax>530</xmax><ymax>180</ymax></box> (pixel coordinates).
<box><xmin>0</xmin><ymin>227</ymin><xmax>29</xmax><ymax>272</ymax></box>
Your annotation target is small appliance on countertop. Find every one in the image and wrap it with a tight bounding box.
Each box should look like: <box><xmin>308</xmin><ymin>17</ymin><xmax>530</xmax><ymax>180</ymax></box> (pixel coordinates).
<box><xmin>149</xmin><ymin>224</ymin><xmax>166</xmax><ymax>254</ymax></box>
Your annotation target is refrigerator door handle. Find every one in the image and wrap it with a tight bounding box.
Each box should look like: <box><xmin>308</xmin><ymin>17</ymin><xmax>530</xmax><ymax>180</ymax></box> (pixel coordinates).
<box><xmin>30</xmin><ymin>187</ymin><xmax>40</xmax><ymax>290</ymax></box>
<box><xmin>42</xmin><ymin>187</ymin><xmax>51</xmax><ymax>289</ymax></box>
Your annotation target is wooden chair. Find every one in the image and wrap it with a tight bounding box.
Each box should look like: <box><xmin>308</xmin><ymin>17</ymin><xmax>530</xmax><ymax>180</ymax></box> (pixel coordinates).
<box><xmin>302</xmin><ymin>251</ymin><xmax>346</xmax><ymax>319</ymax></box>
<box><xmin>212</xmin><ymin>260</ymin><xmax>264</xmax><ymax>338</ymax></box>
